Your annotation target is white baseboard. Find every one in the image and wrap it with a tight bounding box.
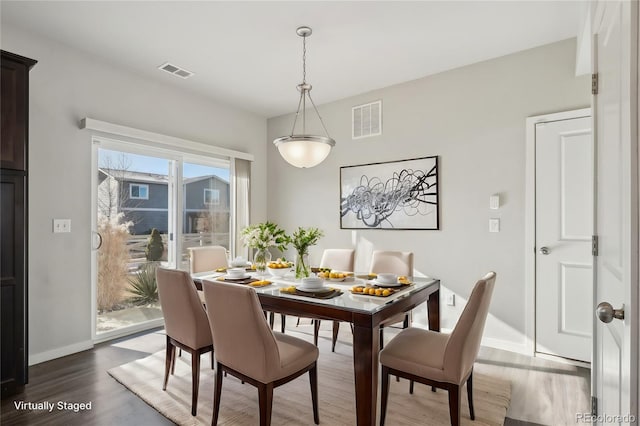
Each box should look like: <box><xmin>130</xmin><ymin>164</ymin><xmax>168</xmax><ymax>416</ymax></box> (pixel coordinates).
<box><xmin>29</xmin><ymin>340</ymin><xmax>94</xmax><ymax>366</ymax></box>
<box><xmin>440</xmin><ymin>327</ymin><xmax>531</xmax><ymax>356</ymax></box>
<box><xmin>482</xmin><ymin>336</ymin><xmax>530</xmax><ymax>356</ymax></box>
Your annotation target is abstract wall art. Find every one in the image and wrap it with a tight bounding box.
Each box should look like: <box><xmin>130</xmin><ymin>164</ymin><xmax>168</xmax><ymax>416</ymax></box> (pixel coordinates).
<box><xmin>340</xmin><ymin>156</ymin><xmax>439</xmax><ymax>230</ymax></box>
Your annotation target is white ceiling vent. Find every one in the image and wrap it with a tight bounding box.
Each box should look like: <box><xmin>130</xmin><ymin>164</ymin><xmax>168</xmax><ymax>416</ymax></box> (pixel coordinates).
<box><xmin>158</xmin><ymin>62</ymin><xmax>194</xmax><ymax>79</ymax></box>
<box><xmin>352</xmin><ymin>100</ymin><xmax>382</xmax><ymax>139</ymax></box>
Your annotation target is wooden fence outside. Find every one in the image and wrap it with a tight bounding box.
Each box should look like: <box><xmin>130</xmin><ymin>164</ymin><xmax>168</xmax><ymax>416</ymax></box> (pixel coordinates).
<box><xmin>127</xmin><ymin>233</ymin><xmax>230</xmax><ymax>266</ymax></box>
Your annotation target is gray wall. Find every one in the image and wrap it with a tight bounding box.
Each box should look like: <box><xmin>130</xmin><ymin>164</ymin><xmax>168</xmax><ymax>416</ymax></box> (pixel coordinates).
<box><xmin>267</xmin><ymin>38</ymin><xmax>590</xmax><ymax>351</ymax></box>
<box><xmin>1</xmin><ymin>24</ymin><xmax>267</xmax><ymax>363</ymax></box>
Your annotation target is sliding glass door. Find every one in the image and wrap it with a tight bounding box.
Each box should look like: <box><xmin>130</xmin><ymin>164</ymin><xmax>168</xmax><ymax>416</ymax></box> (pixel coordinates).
<box><xmin>181</xmin><ymin>161</ymin><xmax>231</xmax><ymax>270</ymax></box>
<box><xmin>94</xmin><ymin>147</ymin><xmax>173</xmax><ymax>337</ymax></box>
<box><xmin>92</xmin><ymin>139</ymin><xmax>231</xmax><ymax>341</ymax></box>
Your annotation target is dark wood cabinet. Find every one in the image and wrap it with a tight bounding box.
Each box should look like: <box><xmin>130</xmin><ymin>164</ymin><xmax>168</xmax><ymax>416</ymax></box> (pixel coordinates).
<box><xmin>1</xmin><ymin>50</ymin><xmax>36</xmax><ymax>398</ymax></box>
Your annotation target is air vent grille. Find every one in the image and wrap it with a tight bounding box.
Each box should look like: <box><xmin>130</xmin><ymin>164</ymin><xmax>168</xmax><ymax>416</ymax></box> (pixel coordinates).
<box><xmin>158</xmin><ymin>62</ymin><xmax>194</xmax><ymax>79</ymax></box>
<box><xmin>352</xmin><ymin>100</ymin><xmax>382</xmax><ymax>139</ymax></box>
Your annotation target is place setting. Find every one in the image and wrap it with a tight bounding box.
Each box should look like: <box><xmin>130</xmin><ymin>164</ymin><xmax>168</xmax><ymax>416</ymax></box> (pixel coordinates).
<box><xmin>350</xmin><ymin>273</ymin><xmax>413</xmax><ymax>298</ymax></box>
<box><xmin>214</xmin><ymin>267</ymin><xmax>272</xmax><ymax>287</ymax></box>
<box><xmin>280</xmin><ymin>276</ymin><xmax>343</xmax><ymax>299</ymax></box>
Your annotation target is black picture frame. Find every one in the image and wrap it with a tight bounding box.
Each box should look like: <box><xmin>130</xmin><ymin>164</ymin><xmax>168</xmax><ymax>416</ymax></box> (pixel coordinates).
<box><xmin>339</xmin><ymin>156</ymin><xmax>439</xmax><ymax>230</ymax></box>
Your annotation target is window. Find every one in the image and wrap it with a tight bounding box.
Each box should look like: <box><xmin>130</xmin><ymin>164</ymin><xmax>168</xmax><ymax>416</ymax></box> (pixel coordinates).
<box><xmin>130</xmin><ymin>183</ymin><xmax>149</xmax><ymax>200</ymax></box>
<box><xmin>204</xmin><ymin>188</ymin><xmax>220</xmax><ymax>206</ymax></box>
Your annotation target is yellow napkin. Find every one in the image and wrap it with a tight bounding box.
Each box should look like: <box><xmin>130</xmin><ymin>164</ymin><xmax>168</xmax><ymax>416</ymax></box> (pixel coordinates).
<box><xmin>249</xmin><ymin>280</ymin><xmax>271</xmax><ymax>287</ymax></box>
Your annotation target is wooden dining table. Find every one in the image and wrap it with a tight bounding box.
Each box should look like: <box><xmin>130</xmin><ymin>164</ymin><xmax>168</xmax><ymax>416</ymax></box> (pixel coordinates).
<box><xmin>193</xmin><ymin>271</ymin><xmax>440</xmax><ymax>426</ymax></box>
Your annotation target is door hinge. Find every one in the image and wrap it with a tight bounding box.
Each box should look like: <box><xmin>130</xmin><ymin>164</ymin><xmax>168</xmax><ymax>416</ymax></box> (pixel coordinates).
<box><xmin>592</xmin><ymin>73</ymin><xmax>599</xmax><ymax>95</ymax></box>
<box><xmin>592</xmin><ymin>235</ymin><xmax>599</xmax><ymax>256</ymax></box>
<box><xmin>591</xmin><ymin>396</ymin><xmax>598</xmax><ymax>416</ymax></box>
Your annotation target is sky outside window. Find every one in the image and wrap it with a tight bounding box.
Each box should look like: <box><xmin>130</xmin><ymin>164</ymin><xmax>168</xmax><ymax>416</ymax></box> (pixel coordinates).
<box><xmin>98</xmin><ymin>149</ymin><xmax>229</xmax><ymax>180</ymax></box>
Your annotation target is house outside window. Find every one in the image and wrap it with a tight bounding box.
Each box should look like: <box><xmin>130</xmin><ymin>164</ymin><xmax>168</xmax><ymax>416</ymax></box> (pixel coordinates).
<box><xmin>130</xmin><ymin>183</ymin><xmax>149</xmax><ymax>200</ymax></box>
<box><xmin>204</xmin><ymin>188</ymin><xmax>220</xmax><ymax>206</ymax></box>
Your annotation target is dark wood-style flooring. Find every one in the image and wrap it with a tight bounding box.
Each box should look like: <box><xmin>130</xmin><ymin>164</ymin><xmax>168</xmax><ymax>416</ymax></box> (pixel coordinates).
<box><xmin>1</xmin><ymin>325</ymin><xmax>589</xmax><ymax>425</ymax></box>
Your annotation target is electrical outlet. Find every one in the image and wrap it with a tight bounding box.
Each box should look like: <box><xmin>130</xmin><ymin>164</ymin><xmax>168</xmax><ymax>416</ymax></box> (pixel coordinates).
<box><xmin>489</xmin><ymin>218</ymin><xmax>500</xmax><ymax>233</ymax></box>
<box><xmin>53</xmin><ymin>219</ymin><xmax>71</xmax><ymax>233</ymax></box>
<box><xmin>446</xmin><ymin>294</ymin><xmax>455</xmax><ymax>306</ymax></box>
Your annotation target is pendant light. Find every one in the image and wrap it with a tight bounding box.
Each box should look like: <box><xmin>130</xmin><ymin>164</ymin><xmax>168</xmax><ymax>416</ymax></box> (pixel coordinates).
<box><xmin>273</xmin><ymin>26</ymin><xmax>335</xmax><ymax>168</ymax></box>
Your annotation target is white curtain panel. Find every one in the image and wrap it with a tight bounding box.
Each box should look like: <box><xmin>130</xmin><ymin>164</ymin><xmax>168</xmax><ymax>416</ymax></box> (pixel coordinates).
<box><xmin>234</xmin><ymin>158</ymin><xmax>251</xmax><ymax>260</ymax></box>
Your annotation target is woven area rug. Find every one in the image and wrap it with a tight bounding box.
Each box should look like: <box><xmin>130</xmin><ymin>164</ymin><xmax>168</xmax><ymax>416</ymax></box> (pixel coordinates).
<box><xmin>108</xmin><ymin>328</ymin><xmax>510</xmax><ymax>425</ymax></box>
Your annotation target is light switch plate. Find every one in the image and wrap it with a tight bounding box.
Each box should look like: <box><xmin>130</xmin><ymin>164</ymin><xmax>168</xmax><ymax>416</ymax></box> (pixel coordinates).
<box><xmin>489</xmin><ymin>218</ymin><xmax>500</xmax><ymax>233</ymax></box>
<box><xmin>446</xmin><ymin>294</ymin><xmax>455</xmax><ymax>306</ymax></box>
<box><xmin>490</xmin><ymin>194</ymin><xmax>500</xmax><ymax>210</ymax></box>
<box><xmin>53</xmin><ymin>219</ymin><xmax>71</xmax><ymax>233</ymax></box>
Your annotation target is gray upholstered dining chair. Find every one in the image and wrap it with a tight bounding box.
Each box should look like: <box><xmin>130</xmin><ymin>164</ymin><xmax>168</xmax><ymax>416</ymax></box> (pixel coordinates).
<box><xmin>188</xmin><ymin>245</ymin><xmax>228</xmax><ymax>274</ymax></box>
<box><xmin>202</xmin><ymin>279</ymin><xmax>320</xmax><ymax>426</ymax></box>
<box><xmin>379</xmin><ymin>272</ymin><xmax>497</xmax><ymax>426</ymax></box>
<box><xmin>156</xmin><ymin>267</ymin><xmax>214</xmax><ymax>416</ymax></box>
<box><xmin>370</xmin><ymin>250</ymin><xmax>414</xmax><ymax>348</ymax></box>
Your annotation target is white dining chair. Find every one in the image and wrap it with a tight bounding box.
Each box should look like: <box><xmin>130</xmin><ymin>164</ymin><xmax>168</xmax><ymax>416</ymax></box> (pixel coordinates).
<box><xmin>188</xmin><ymin>245</ymin><xmax>228</xmax><ymax>274</ymax></box>
<box><xmin>371</xmin><ymin>250</ymin><xmax>414</xmax><ymax>349</ymax></box>
<box><xmin>317</xmin><ymin>249</ymin><xmax>355</xmax><ymax>351</ymax></box>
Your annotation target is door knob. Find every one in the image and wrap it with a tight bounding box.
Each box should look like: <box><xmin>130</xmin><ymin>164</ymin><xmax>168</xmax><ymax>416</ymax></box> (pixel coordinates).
<box><xmin>596</xmin><ymin>302</ymin><xmax>625</xmax><ymax>323</ymax></box>
<box><xmin>538</xmin><ymin>246</ymin><xmax>549</xmax><ymax>255</ymax></box>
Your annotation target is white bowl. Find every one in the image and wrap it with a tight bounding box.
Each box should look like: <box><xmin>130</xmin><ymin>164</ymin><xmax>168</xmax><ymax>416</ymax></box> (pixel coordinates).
<box><xmin>376</xmin><ymin>273</ymin><xmax>398</xmax><ymax>284</ymax></box>
<box><xmin>268</xmin><ymin>265</ymin><xmax>291</xmax><ymax>277</ymax></box>
<box><xmin>227</xmin><ymin>267</ymin><xmax>246</xmax><ymax>278</ymax></box>
<box><xmin>300</xmin><ymin>277</ymin><xmax>324</xmax><ymax>290</ymax></box>
<box><xmin>230</xmin><ymin>258</ymin><xmax>248</xmax><ymax>267</ymax></box>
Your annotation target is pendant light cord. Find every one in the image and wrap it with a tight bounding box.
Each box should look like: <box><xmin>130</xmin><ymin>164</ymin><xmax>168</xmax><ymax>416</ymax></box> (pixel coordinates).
<box><xmin>287</xmin><ymin>28</ymin><xmax>332</xmax><ymax>139</ymax></box>
<box><xmin>302</xmin><ymin>34</ymin><xmax>307</xmax><ymax>84</ymax></box>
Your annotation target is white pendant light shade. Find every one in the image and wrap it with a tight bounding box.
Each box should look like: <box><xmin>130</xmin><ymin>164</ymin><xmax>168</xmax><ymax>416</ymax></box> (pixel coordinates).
<box><xmin>274</xmin><ymin>26</ymin><xmax>335</xmax><ymax>168</ymax></box>
<box><xmin>274</xmin><ymin>135</ymin><xmax>335</xmax><ymax>168</ymax></box>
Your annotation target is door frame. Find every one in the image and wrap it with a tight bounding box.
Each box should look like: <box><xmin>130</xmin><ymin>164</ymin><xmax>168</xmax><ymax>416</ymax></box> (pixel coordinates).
<box><xmin>89</xmin><ymin>136</ymin><xmax>237</xmax><ymax>343</ymax></box>
<box><xmin>524</xmin><ymin>107</ymin><xmax>592</xmax><ymax>358</ymax></box>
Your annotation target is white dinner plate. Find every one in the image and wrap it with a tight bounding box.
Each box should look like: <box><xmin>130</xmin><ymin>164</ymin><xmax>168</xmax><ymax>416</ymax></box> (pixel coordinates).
<box><xmin>297</xmin><ymin>285</ymin><xmax>332</xmax><ymax>293</ymax></box>
<box><xmin>370</xmin><ymin>279</ymin><xmax>402</xmax><ymax>288</ymax></box>
<box><xmin>225</xmin><ymin>273</ymin><xmax>251</xmax><ymax>280</ymax></box>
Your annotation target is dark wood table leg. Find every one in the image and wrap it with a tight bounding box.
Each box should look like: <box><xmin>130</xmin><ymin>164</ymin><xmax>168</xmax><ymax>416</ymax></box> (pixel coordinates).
<box><xmin>427</xmin><ymin>289</ymin><xmax>440</xmax><ymax>331</ymax></box>
<box><xmin>352</xmin><ymin>323</ymin><xmax>379</xmax><ymax>426</ymax></box>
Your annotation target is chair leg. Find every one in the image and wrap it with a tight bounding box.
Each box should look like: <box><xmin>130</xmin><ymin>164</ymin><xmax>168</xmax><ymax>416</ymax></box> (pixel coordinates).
<box><xmin>448</xmin><ymin>384</ymin><xmax>461</xmax><ymax>426</ymax></box>
<box><xmin>269</xmin><ymin>312</ymin><xmax>275</xmax><ymax>329</ymax></box>
<box><xmin>211</xmin><ymin>351</ymin><xmax>215</xmax><ymax>369</ymax></box>
<box><xmin>380</xmin><ymin>366</ymin><xmax>390</xmax><ymax>426</ymax></box>
<box><xmin>332</xmin><ymin>321</ymin><xmax>340</xmax><ymax>352</ymax></box>
<box><xmin>467</xmin><ymin>371</ymin><xmax>475</xmax><ymax>420</ymax></box>
<box><xmin>280</xmin><ymin>314</ymin><xmax>286</xmax><ymax>333</ymax></box>
<box><xmin>403</xmin><ymin>313</ymin><xmax>410</xmax><ymax>328</ymax></box>
<box><xmin>258</xmin><ymin>382</ymin><xmax>274</xmax><ymax>426</ymax></box>
<box><xmin>409</xmin><ymin>380</ymin><xmax>414</xmax><ymax>394</ymax></box>
<box><xmin>191</xmin><ymin>351</ymin><xmax>200</xmax><ymax>416</ymax></box>
<box><xmin>379</xmin><ymin>327</ymin><xmax>384</xmax><ymax>350</ymax></box>
<box><xmin>296</xmin><ymin>317</ymin><xmax>301</xmax><ymax>326</ymax></box>
<box><xmin>313</xmin><ymin>320</ymin><xmax>320</xmax><ymax>346</ymax></box>
<box><xmin>212</xmin><ymin>363</ymin><xmax>223</xmax><ymax>426</ymax></box>
<box><xmin>171</xmin><ymin>342</ymin><xmax>177</xmax><ymax>375</ymax></box>
<box><xmin>163</xmin><ymin>337</ymin><xmax>174</xmax><ymax>391</ymax></box>
<box><xmin>309</xmin><ymin>363</ymin><xmax>319</xmax><ymax>424</ymax></box>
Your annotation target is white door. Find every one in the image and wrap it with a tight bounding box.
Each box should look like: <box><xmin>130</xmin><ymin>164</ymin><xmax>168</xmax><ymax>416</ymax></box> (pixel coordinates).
<box><xmin>592</xmin><ymin>0</ymin><xmax>638</xmax><ymax>420</ymax></box>
<box><xmin>535</xmin><ymin>114</ymin><xmax>593</xmax><ymax>363</ymax></box>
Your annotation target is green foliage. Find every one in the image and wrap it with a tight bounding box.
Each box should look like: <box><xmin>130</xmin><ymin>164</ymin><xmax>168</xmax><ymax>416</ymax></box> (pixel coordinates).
<box><xmin>290</xmin><ymin>227</ymin><xmax>323</xmax><ymax>254</ymax></box>
<box><xmin>145</xmin><ymin>228</ymin><xmax>164</xmax><ymax>261</ymax></box>
<box><xmin>241</xmin><ymin>221</ymin><xmax>289</xmax><ymax>252</ymax></box>
<box><xmin>127</xmin><ymin>263</ymin><xmax>158</xmax><ymax>305</ymax></box>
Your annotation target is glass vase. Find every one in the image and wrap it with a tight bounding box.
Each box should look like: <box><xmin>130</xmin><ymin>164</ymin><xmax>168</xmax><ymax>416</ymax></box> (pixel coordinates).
<box><xmin>253</xmin><ymin>248</ymin><xmax>271</xmax><ymax>276</ymax></box>
<box><xmin>295</xmin><ymin>251</ymin><xmax>310</xmax><ymax>279</ymax></box>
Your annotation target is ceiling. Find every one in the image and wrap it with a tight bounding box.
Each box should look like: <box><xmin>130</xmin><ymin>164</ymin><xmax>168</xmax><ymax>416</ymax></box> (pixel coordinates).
<box><xmin>1</xmin><ymin>1</ymin><xmax>581</xmax><ymax>118</ymax></box>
